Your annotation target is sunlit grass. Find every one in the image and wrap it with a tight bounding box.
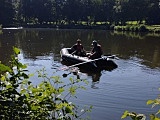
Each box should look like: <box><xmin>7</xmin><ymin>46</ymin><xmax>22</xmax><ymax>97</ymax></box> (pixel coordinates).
<box><xmin>146</xmin><ymin>25</ymin><xmax>160</xmax><ymax>33</ymax></box>
<box><xmin>126</xmin><ymin>21</ymin><xmax>139</xmax><ymax>25</ymax></box>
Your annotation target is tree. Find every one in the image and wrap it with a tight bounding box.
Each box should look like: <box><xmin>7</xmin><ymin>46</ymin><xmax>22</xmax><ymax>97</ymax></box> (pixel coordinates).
<box><xmin>146</xmin><ymin>0</ymin><xmax>160</xmax><ymax>24</ymax></box>
<box><xmin>63</xmin><ymin>0</ymin><xmax>83</xmax><ymax>24</ymax></box>
<box><xmin>0</xmin><ymin>0</ymin><xmax>15</xmax><ymax>26</ymax></box>
<box><xmin>95</xmin><ymin>0</ymin><xmax>115</xmax><ymax>24</ymax></box>
<box><xmin>121</xmin><ymin>0</ymin><xmax>148</xmax><ymax>24</ymax></box>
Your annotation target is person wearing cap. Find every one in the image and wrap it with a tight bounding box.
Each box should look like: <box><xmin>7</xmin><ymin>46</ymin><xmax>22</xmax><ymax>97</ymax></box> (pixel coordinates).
<box><xmin>71</xmin><ymin>39</ymin><xmax>86</xmax><ymax>56</ymax></box>
<box><xmin>88</xmin><ymin>40</ymin><xmax>103</xmax><ymax>59</ymax></box>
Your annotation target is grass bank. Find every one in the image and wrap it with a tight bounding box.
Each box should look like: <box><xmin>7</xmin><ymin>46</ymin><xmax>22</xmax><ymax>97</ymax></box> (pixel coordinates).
<box><xmin>113</xmin><ymin>24</ymin><xmax>160</xmax><ymax>33</ymax></box>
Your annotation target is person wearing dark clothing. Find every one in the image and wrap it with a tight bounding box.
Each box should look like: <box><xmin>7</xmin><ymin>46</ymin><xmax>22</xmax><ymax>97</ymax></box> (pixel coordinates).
<box><xmin>71</xmin><ymin>39</ymin><xmax>86</xmax><ymax>56</ymax></box>
<box><xmin>88</xmin><ymin>40</ymin><xmax>103</xmax><ymax>59</ymax></box>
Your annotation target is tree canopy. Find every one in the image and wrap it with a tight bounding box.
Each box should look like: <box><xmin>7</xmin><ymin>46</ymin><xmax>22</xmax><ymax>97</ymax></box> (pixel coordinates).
<box><xmin>0</xmin><ymin>0</ymin><xmax>160</xmax><ymax>27</ymax></box>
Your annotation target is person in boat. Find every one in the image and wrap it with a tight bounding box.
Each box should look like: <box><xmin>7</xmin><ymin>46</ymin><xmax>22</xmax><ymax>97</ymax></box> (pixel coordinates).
<box><xmin>71</xmin><ymin>39</ymin><xmax>86</xmax><ymax>56</ymax></box>
<box><xmin>88</xmin><ymin>40</ymin><xmax>103</xmax><ymax>59</ymax></box>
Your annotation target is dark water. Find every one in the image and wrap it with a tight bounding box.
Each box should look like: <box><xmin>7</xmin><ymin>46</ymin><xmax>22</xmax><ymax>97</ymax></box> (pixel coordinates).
<box><xmin>0</xmin><ymin>28</ymin><xmax>160</xmax><ymax>120</ymax></box>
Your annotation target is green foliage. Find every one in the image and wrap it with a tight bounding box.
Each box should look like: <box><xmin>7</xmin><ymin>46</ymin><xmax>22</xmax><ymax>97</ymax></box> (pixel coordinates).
<box><xmin>114</xmin><ymin>25</ymin><xmax>149</xmax><ymax>32</ymax></box>
<box><xmin>0</xmin><ymin>0</ymin><xmax>15</xmax><ymax>26</ymax></box>
<box><xmin>0</xmin><ymin>47</ymin><xmax>91</xmax><ymax>119</ymax></box>
<box><xmin>121</xmin><ymin>111</ymin><xmax>146</xmax><ymax>120</ymax></box>
<box><xmin>121</xmin><ymin>89</ymin><xmax>160</xmax><ymax>120</ymax></box>
<box><xmin>1</xmin><ymin>0</ymin><xmax>160</xmax><ymax>27</ymax></box>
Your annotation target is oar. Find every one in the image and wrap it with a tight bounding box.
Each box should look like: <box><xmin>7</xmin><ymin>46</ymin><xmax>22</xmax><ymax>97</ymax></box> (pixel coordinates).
<box><xmin>60</xmin><ymin>57</ymin><xmax>101</xmax><ymax>71</ymax></box>
<box><xmin>60</xmin><ymin>55</ymin><xmax>116</xmax><ymax>71</ymax></box>
<box><xmin>62</xmin><ymin>67</ymin><xmax>79</xmax><ymax>77</ymax></box>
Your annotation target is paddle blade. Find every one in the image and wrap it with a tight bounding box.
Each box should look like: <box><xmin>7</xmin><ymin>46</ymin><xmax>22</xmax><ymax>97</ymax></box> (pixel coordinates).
<box><xmin>62</xmin><ymin>73</ymin><xmax>68</xmax><ymax>77</ymax></box>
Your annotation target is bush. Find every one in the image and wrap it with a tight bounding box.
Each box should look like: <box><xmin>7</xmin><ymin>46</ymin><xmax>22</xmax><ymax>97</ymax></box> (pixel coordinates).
<box><xmin>122</xmin><ymin>87</ymin><xmax>160</xmax><ymax>120</ymax></box>
<box><xmin>0</xmin><ymin>47</ymin><xmax>92</xmax><ymax>120</ymax></box>
<box><xmin>114</xmin><ymin>26</ymin><xmax>123</xmax><ymax>31</ymax></box>
<box><xmin>125</xmin><ymin>25</ymin><xmax>130</xmax><ymax>31</ymax></box>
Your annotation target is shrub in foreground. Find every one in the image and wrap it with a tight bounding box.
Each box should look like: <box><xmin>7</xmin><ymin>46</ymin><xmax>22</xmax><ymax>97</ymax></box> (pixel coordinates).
<box><xmin>121</xmin><ymin>90</ymin><xmax>160</xmax><ymax>119</ymax></box>
<box><xmin>0</xmin><ymin>47</ymin><xmax>92</xmax><ymax>120</ymax></box>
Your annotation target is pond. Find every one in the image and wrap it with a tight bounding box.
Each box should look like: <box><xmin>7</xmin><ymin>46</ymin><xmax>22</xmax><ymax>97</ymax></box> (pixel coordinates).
<box><xmin>0</xmin><ymin>28</ymin><xmax>160</xmax><ymax>120</ymax></box>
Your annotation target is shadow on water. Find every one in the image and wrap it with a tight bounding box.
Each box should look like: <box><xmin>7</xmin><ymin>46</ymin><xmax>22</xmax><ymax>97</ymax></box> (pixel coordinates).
<box><xmin>61</xmin><ymin>59</ymin><xmax>118</xmax><ymax>83</ymax></box>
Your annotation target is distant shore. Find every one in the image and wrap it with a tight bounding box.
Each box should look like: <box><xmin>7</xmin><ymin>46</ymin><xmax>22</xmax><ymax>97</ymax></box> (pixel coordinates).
<box><xmin>1</xmin><ymin>23</ymin><xmax>160</xmax><ymax>33</ymax></box>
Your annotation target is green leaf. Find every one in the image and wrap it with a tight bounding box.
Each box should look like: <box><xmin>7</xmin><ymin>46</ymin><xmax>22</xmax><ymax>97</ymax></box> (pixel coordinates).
<box><xmin>13</xmin><ymin>47</ymin><xmax>20</xmax><ymax>55</ymax></box>
<box><xmin>6</xmin><ymin>84</ymin><xmax>12</xmax><ymax>89</ymax></box>
<box><xmin>22</xmin><ymin>73</ymin><xmax>29</xmax><ymax>79</ymax></box>
<box><xmin>1</xmin><ymin>75</ymin><xmax>6</xmax><ymax>81</ymax></box>
<box><xmin>21</xmin><ymin>64</ymin><xmax>27</xmax><ymax>69</ymax></box>
<box><xmin>18</xmin><ymin>62</ymin><xmax>27</xmax><ymax>69</ymax></box>
<box><xmin>31</xmin><ymin>105</ymin><xmax>40</xmax><ymax>111</ymax></box>
<box><xmin>147</xmin><ymin>100</ymin><xmax>155</xmax><ymax>105</ymax></box>
<box><xmin>20</xmin><ymin>89</ymin><xmax>27</xmax><ymax>94</ymax></box>
<box><xmin>150</xmin><ymin>114</ymin><xmax>155</xmax><ymax>120</ymax></box>
<box><xmin>80</xmin><ymin>86</ymin><xmax>86</xmax><ymax>90</ymax></box>
<box><xmin>69</xmin><ymin>77</ymin><xmax>74</xmax><ymax>83</ymax></box>
<box><xmin>0</xmin><ymin>64</ymin><xmax>11</xmax><ymax>72</ymax></box>
<box><xmin>121</xmin><ymin>111</ymin><xmax>129</xmax><ymax>119</ymax></box>
<box><xmin>58</xmin><ymin>87</ymin><xmax>64</xmax><ymax>93</ymax></box>
<box><xmin>69</xmin><ymin>86</ymin><xmax>77</xmax><ymax>95</ymax></box>
<box><xmin>65</xmin><ymin>106</ymin><xmax>72</xmax><ymax>113</ymax></box>
<box><xmin>155</xmin><ymin>117</ymin><xmax>160</xmax><ymax>120</ymax></box>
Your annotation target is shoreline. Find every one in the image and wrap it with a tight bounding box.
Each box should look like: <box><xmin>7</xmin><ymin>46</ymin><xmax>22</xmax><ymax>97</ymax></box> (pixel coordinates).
<box><xmin>2</xmin><ymin>24</ymin><xmax>160</xmax><ymax>34</ymax></box>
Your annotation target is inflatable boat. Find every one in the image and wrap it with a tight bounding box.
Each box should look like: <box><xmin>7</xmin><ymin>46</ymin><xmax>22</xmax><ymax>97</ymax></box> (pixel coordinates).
<box><xmin>60</xmin><ymin>48</ymin><xmax>118</xmax><ymax>71</ymax></box>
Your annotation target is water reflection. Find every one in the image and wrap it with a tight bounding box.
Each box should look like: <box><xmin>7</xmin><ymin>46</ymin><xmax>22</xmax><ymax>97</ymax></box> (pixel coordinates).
<box><xmin>0</xmin><ymin>28</ymin><xmax>160</xmax><ymax>69</ymax></box>
<box><xmin>1</xmin><ymin>28</ymin><xmax>160</xmax><ymax>120</ymax></box>
<box><xmin>91</xmin><ymin>72</ymin><xmax>101</xmax><ymax>89</ymax></box>
<box><xmin>60</xmin><ymin>56</ymin><xmax>118</xmax><ymax>89</ymax></box>
<box><xmin>60</xmin><ymin>66</ymin><xmax>102</xmax><ymax>89</ymax></box>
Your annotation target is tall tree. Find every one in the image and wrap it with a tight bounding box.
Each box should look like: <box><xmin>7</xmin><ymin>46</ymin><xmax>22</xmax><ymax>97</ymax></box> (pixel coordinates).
<box><xmin>121</xmin><ymin>0</ymin><xmax>148</xmax><ymax>23</ymax></box>
<box><xmin>34</xmin><ymin>0</ymin><xmax>55</xmax><ymax>24</ymax></box>
<box><xmin>20</xmin><ymin>0</ymin><xmax>33</xmax><ymax>23</ymax></box>
<box><xmin>146</xmin><ymin>0</ymin><xmax>160</xmax><ymax>24</ymax></box>
<box><xmin>113</xmin><ymin>0</ymin><xmax>123</xmax><ymax>25</ymax></box>
<box><xmin>63</xmin><ymin>0</ymin><xmax>83</xmax><ymax>24</ymax></box>
<box><xmin>94</xmin><ymin>0</ymin><xmax>115</xmax><ymax>23</ymax></box>
<box><xmin>0</xmin><ymin>0</ymin><xmax>15</xmax><ymax>26</ymax></box>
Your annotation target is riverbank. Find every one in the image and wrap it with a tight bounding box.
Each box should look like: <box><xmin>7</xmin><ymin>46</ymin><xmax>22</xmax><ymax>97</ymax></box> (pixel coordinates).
<box><xmin>2</xmin><ymin>23</ymin><xmax>160</xmax><ymax>33</ymax></box>
<box><xmin>113</xmin><ymin>24</ymin><xmax>160</xmax><ymax>33</ymax></box>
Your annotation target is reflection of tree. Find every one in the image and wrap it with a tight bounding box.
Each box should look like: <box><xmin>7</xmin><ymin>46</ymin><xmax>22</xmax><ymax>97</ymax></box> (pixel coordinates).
<box><xmin>14</xmin><ymin>29</ymin><xmax>97</xmax><ymax>60</ymax></box>
<box><xmin>13</xmin><ymin>29</ymin><xmax>109</xmax><ymax>60</ymax></box>
<box><xmin>0</xmin><ymin>29</ymin><xmax>160</xmax><ymax>69</ymax></box>
<box><xmin>0</xmin><ymin>30</ymin><xmax>16</xmax><ymax>64</ymax></box>
<box><xmin>101</xmin><ymin>31</ymin><xmax>160</xmax><ymax>69</ymax></box>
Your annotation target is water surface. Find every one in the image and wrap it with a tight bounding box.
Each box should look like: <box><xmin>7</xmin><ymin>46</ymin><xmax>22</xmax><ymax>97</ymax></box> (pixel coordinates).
<box><xmin>0</xmin><ymin>28</ymin><xmax>160</xmax><ymax>120</ymax></box>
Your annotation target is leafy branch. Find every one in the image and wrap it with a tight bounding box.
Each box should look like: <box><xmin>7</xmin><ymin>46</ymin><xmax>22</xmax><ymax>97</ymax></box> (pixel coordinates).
<box><xmin>0</xmin><ymin>47</ymin><xmax>92</xmax><ymax>120</ymax></box>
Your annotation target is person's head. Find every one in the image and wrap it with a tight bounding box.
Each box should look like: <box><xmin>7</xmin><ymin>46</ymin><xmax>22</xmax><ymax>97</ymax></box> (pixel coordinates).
<box><xmin>92</xmin><ymin>40</ymin><xmax>97</xmax><ymax>46</ymax></box>
<box><xmin>77</xmin><ymin>39</ymin><xmax>81</xmax><ymax>44</ymax></box>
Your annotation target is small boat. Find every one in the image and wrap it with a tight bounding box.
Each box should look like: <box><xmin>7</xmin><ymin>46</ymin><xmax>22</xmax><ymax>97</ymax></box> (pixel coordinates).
<box><xmin>60</xmin><ymin>48</ymin><xmax>118</xmax><ymax>71</ymax></box>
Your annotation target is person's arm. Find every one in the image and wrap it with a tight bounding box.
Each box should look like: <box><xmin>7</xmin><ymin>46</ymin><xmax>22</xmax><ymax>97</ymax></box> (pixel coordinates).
<box><xmin>81</xmin><ymin>45</ymin><xmax>86</xmax><ymax>52</ymax></box>
<box><xmin>99</xmin><ymin>46</ymin><xmax>103</xmax><ymax>55</ymax></box>
<box><xmin>71</xmin><ymin>44</ymin><xmax>76</xmax><ymax>51</ymax></box>
<box><xmin>91</xmin><ymin>47</ymin><xmax>94</xmax><ymax>54</ymax></box>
